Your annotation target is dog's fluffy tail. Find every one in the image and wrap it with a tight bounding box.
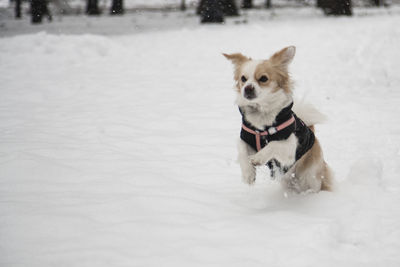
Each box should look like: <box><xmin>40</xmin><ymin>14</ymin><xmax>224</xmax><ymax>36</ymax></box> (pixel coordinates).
<box><xmin>293</xmin><ymin>100</ymin><xmax>327</xmax><ymax>126</ymax></box>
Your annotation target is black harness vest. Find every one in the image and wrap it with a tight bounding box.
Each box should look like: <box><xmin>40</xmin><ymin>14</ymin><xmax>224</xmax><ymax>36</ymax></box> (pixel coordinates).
<box><xmin>240</xmin><ymin>103</ymin><xmax>315</xmax><ymax>176</ymax></box>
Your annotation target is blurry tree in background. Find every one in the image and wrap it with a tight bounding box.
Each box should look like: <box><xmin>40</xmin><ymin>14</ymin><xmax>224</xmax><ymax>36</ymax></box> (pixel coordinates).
<box><xmin>180</xmin><ymin>0</ymin><xmax>186</xmax><ymax>11</ymax></box>
<box><xmin>199</xmin><ymin>0</ymin><xmax>224</xmax><ymax>23</ymax></box>
<box><xmin>371</xmin><ymin>0</ymin><xmax>385</xmax><ymax>5</ymax></box>
<box><xmin>15</xmin><ymin>0</ymin><xmax>21</xmax><ymax>18</ymax></box>
<box><xmin>198</xmin><ymin>0</ymin><xmax>239</xmax><ymax>18</ymax></box>
<box><xmin>31</xmin><ymin>0</ymin><xmax>43</xmax><ymax>23</ymax></box>
<box><xmin>31</xmin><ymin>0</ymin><xmax>52</xmax><ymax>23</ymax></box>
<box><xmin>222</xmin><ymin>0</ymin><xmax>239</xmax><ymax>16</ymax></box>
<box><xmin>21</xmin><ymin>0</ymin><xmax>370</xmax><ymax>24</ymax></box>
<box><xmin>241</xmin><ymin>0</ymin><xmax>272</xmax><ymax>9</ymax></box>
<box><xmin>110</xmin><ymin>0</ymin><xmax>124</xmax><ymax>14</ymax></box>
<box><xmin>241</xmin><ymin>0</ymin><xmax>253</xmax><ymax>9</ymax></box>
<box><xmin>86</xmin><ymin>0</ymin><xmax>101</xmax><ymax>15</ymax></box>
<box><xmin>319</xmin><ymin>0</ymin><xmax>352</xmax><ymax>15</ymax></box>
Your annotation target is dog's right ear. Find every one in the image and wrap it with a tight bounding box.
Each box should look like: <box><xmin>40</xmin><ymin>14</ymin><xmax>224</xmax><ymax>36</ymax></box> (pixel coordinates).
<box><xmin>223</xmin><ymin>53</ymin><xmax>249</xmax><ymax>87</ymax></box>
<box><xmin>223</xmin><ymin>53</ymin><xmax>249</xmax><ymax>66</ymax></box>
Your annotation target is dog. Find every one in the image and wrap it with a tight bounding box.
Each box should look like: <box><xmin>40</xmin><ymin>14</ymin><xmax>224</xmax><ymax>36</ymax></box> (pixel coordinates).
<box><xmin>224</xmin><ymin>46</ymin><xmax>333</xmax><ymax>193</ymax></box>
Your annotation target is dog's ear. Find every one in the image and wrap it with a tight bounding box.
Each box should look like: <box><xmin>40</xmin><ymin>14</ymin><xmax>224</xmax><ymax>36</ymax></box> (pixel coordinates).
<box><xmin>270</xmin><ymin>46</ymin><xmax>296</xmax><ymax>68</ymax></box>
<box><xmin>223</xmin><ymin>53</ymin><xmax>249</xmax><ymax>88</ymax></box>
<box><xmin>223</xmin><ymin>53</ymin><xmax>249</xmax><ymax>66</ymax></box>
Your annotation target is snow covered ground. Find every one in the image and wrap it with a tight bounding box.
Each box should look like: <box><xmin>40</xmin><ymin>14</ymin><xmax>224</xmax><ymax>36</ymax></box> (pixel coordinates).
<box><xmin>1</xmin><ymin>7</ymin><xmax>400</xmax><ymax>267</ymax></box>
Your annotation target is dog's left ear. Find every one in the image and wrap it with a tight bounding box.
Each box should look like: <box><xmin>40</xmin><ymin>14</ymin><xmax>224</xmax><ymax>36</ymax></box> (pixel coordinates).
<box><xmin>270</xmin><ymin>46</ymin><xmax>296</xmax><ymax>68</ymax></box>
<box><xmin>223</xmin><ymin>53</ymin><xmax>249</xmax><ymax>66</ymax></box>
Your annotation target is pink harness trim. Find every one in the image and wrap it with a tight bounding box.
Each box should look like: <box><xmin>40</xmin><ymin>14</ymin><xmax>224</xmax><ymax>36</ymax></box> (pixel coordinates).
<box><xmin>241</xmin><ymin>116</ymin><xmax>295</xmax><ymax>151</ymax></box>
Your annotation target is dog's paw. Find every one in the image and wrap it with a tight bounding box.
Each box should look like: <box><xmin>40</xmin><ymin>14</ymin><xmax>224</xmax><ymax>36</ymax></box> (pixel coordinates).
<box><xmin>249</xmin><ymin>154</ymin><xmax>265</xmax><ymax>166</ymax></box>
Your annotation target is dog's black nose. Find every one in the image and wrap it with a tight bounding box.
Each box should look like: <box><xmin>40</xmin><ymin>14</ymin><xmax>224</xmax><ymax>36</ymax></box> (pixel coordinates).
<box><xmin>244</xmin><ymin>85</ymin><xmax>256</xmax><ymax>99</ymax></box>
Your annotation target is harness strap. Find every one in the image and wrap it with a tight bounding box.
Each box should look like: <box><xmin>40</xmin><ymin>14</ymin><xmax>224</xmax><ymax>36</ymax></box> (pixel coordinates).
<box><xmin>241</xmin><ymin>116</ymin><xmax>295</xmax><ymax>151</ymax></box>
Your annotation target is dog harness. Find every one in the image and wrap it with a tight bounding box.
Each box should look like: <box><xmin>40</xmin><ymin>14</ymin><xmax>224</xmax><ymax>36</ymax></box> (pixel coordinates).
<box><xmin>239</xmin><ymin>102</ymin><xmax>315</xmax><ymax>176</ymax></box>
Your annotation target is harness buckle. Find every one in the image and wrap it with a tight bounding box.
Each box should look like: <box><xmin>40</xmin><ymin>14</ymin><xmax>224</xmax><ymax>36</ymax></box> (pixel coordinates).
<box><xmin>268</xmin><ymin>127</ymin><xmax>277</xmax><ymax>135</ymax></box>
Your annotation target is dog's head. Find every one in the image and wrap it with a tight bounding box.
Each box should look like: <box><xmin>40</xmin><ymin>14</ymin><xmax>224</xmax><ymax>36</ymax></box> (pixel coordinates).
<box><xmin>223</xmin><ymin>46</ymin><xmax>295</xmax><ymax>108</ymax></box>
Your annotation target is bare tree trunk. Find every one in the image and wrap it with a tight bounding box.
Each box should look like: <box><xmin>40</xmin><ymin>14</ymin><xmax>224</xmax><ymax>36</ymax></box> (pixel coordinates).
<box><xmin>31</xmin><ymin>0</ymin><xmax>44</xmax><ymax>23</ymax></box>
<box><xmin>265</xmin><ymin>0</ymin><xmax>272</xmax><ymax>9</ymax></box>
<box><xmin>86</xmin><ymin>0</ymin><xmax>101</xmax><ymax>15</ymax></box>
<box><xmin>180</xmin><ymin>0</ymin><xmax>186</xmax><ymax>11</ymax></box>
<box><xmin>110</xmin><ymin>0</ymin><xmax>123</xmax><ymax>15</ymax></box>
<box><xmin>15</xmin><ymin>0</ymin><xmax>22</xmax><ymax>18</ymax></box>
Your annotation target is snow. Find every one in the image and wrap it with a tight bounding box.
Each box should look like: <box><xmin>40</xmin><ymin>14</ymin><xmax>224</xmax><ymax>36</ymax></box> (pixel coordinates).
<box><xmin>1</xmin><ymin>7</ymin><xmax>400</xmax><ymax>267</ymax></box>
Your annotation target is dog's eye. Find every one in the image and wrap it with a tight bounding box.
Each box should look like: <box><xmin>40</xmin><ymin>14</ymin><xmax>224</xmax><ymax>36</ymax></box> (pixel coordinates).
<box><xmin>259</xmin><ymin>75</ymin><xmax>268</xmax><ymax>83</ymax></box>
<box><xmin>241</xmin><ymin>76</ymin><xmax>247</xmax><ymax>83</ymax></box>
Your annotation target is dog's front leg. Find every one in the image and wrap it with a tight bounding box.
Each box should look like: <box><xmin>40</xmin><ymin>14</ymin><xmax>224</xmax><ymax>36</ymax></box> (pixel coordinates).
<box><xmin>249</xmin><ymin>134</ymin><xmax>297</xmax><ymax>167</ymax></box>
<box><xmin>238</xmin><ymin>139</ymin><xmax>257</xmax><ymax>184</ymax></box>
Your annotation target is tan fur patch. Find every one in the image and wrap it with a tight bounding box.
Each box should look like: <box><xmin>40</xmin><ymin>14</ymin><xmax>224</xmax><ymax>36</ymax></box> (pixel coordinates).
<box><xmin>320</xmin><ymin>163</ymin><xmax>333</xmax><ymax>191</ymax></box>
<box><xmin>254</xmin><ymin>61</ymin><xmax>292</xmax><ymax>93</ymax></box>
<box><xmin>223</xmin><ymin>53</ymin><xmax>250</xmax><ymax>92</ymax></box>
<box><xmin>295</xmin><ymin>137</ymin><xmax>333</xmax><ymax>191</ymax></box>
<box><xmin>270</xmin><ymin>46</ymin><xmax>296</xmax><ymax>68</ymax></box>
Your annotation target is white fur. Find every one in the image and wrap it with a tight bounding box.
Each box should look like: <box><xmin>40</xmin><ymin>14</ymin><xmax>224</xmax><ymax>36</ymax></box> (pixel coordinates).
<box><xmin>293</xmin><ymin>100</ymin><xmax>327</xmax><ymax>126</ymax></box>
<box><xmin>241</xmin><ymin>60</ymin><xmax>262</xmax><ymax>81</ymax></box>
<box><xmin>237</xmin><ymin>139</ymin><xmax>256</xmax><ymax>184</ymax></box>
<box><xmin>236</xmin><ymin>88</ymin><xmax>292</xmax><ymax>129</ymax></box>
<box><xmin>249</xmin><ymin>134</ymin><xmax>297</xmax><ymax>167</ymax></box>
<box><xmin>238</xmin><ymin>60</ymin><xmax>263</xmax><ymax>101</ymax></box>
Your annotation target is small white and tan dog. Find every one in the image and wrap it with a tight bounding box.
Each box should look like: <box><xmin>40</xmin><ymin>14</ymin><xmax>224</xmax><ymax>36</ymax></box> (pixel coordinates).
<box><xmin>224</xmin><ymin>46</ymin><xmax>332</xmax><ymax>193</ymax></box>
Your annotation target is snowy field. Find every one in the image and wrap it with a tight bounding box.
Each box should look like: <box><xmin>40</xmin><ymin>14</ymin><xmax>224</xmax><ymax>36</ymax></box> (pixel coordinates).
<box><xmin>1</xmin><ymin>7</ymin><xmax>400</xmax><ymax>267</ymax></box>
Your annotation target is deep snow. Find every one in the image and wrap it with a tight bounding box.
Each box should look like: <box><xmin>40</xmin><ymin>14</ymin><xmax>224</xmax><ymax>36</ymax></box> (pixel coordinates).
<box><xmin>1</xmin><ymin>8</ymin><xmax>400</xmax><ymax>267</ymax></box>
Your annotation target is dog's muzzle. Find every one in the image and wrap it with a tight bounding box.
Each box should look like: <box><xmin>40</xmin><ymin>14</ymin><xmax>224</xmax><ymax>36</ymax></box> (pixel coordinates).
<box><xmin>244</xmin><ymin>85</ymin><xmax>256</xmax><ymax>100</ymax></box>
